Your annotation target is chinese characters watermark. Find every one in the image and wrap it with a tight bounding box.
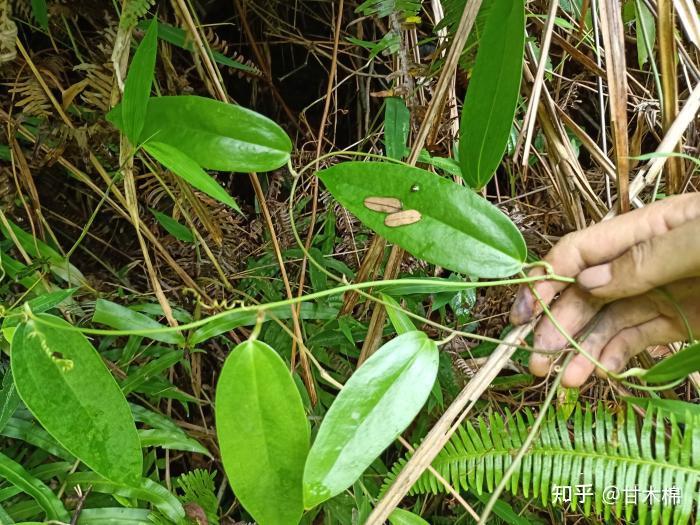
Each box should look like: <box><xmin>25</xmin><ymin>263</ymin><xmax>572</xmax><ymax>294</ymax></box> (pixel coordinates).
<box><xmin>551</xmin><ymin>484</ymin><xmax>682</xmax><ymax>506</ymax></box>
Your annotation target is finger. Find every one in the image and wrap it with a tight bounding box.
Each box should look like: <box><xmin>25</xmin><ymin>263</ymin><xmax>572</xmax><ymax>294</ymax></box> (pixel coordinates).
<box><xmin>559</xmin><ymin>296</ymin><xmax>662</xmax><ymax>387</ymax></box>
<box><xmin>578</xmin><ymin>295</ymin><xmax>661</xmax><ymax>356</ymax></box>
<box><xmin>533</xmin><ymin>286</ymin><xmax>603</xmax><ymax>352</ymax></box>
<box><xmin>529</xmin><ymin>287</ymin><xmax>605</xmax><ymax>377</ymax></box>
<box><xmin>578</xmin><ymin>218</ymin><xmax>700</xmax><ymax>301</ymax></box>
<box><xmin>596</xmin><ymin>317</ymin><xmax>683</xmax><ymax>376</ymax></box>
<box><xmin>510</xmin><ymin>193</ymin><xmax>700</xmax><ymax>324</ymax></box>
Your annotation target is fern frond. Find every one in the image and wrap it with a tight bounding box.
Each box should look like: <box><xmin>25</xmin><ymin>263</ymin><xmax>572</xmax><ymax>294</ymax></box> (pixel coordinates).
<box><xmin>119</xmin><ymin>0</ymin><xmax>155</xmax><ymax>29</ymax></box>
<box><xmin>176</xmin><ymin>469</ymin><xmax>219</xmax><ymax>525</ymax></box>
<box><xmin>382</xmin><ymin>404</ymin><xmax>700</xmax><ymax>524</ymax></box>
<box><xmin>355</xmin><ymin>0</ymin><xmax>421</xmax><ymax>19</ymax></box>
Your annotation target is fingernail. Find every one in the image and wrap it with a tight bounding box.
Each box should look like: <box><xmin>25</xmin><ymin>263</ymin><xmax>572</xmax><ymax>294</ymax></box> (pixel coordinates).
<box><xmin>578</xmin><ymin>264</ymin><xmax>612</xmax><ymax>290</ymax></box>
<box><xmin>510</xmin><ymin>287</ymin><xmax>532</xmax><ymax>324</ymax></box>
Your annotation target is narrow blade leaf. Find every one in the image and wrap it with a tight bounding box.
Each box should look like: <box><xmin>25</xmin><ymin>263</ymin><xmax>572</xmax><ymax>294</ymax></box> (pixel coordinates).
<box><xmin>303</xmin><ymin>331</ymin><xmax>439</xmax><ymax>508</ymax></box>
<box><xmin>216</xmin><ymin>339</ymin><xmax>309</xmax><ymax>525</ymax></box>
<box><xmin>65</xmin><ymin>473</ymin><xmax>185</xmax><ymax>524</ymax></box>
<box><xmin>150</xmin><ymin>208</ymin><xmax>195</xmax><ymax>242</ymax></box>
<box><xmin>318</xmin><ymin>162</ymin><xmax>526</xmax><ymax>277</ymax></box>
<box><xmin>11</xmin><ymin>314</ymin><xmax>143</xmax><ymax>484</ymax></box>
<box><xmin>144</xmin><ymin>141</ymin><xmax>241</xmax><ymax>212</ymax></box>
<box><xmin>642</xmin><ymin>342</ymin><xmax>700</xmax><ymax>383</ymax></box>
<box><xmin>92</xmin><ymin>298</ymin><xmax>185</xmax><ymax>345</ymax></box>
<box><xmin>0</xmin><ymin>451</ymin><xmax>69</xmax><ymax>522</ymax></box>
<box><xmin>459</xmin><ymin>0</ymin><xmax>525</xmax><ymax>189</ymax></box>
<box><xmin>122</xmin><ymin>18</ymin><xmax>158</xmax><ymax>143</ymax></box>
<box><xmin>382</xmin><ymin>293</ymin><xmax>416</xmax><ymax>335</ymax></box>
<box><xmin>385</xmin><ymin>97</ymin><xmax>410</xmax><ymax>160</ymax></box>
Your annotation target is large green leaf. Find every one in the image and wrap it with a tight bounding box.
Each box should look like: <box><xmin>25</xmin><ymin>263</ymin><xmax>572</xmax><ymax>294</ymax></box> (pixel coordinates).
<box><xmin>11</xmin><ymin>314</ymin><xmax>142</xmax><ymax>485</ymax></box>
<box><xmin>122</xmin><ymin>18</ymin><xmax>158</xmax><ymax>144</ymax></box>
<box><xmin>303</xmin><ymin>331</ymin><xmax>439</xmax><ymax>508</ymax></box>
<box><xmin>216</xmin><ymin>339</ymin><xmax>309</xmax><ymax>525</ymax></box>
<box><xmin>108</xmin><ymin>95</ymin><xmax>291</xmax><ymax>172</ymax></box>
<box><xmin>318</xmin><ymin>162</ymin><xmax>526</xmax><ymax>277</ymax></box>
<box><xmin>459</xmin><ymin>0</ymin><xmax>525</xmax><ymax>189</ymax></box>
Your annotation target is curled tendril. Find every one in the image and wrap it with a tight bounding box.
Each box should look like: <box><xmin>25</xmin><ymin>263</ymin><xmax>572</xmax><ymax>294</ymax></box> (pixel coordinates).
<box><xmin>27</xmin><ymin>326</ymin><xmax>74</xmax><ymax>373</ymax></box>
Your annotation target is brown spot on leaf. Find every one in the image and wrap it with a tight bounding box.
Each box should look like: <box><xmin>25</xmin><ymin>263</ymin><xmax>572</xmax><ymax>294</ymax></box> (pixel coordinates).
<box><xmin>363</xmin><ymin>197</ymin><xmax>402</xmax><ymax>213</ymax></box>
<box><xmin>384</xmin><ymin>209</ymin><xmax>422</xmax><ymax>227</ymax></box>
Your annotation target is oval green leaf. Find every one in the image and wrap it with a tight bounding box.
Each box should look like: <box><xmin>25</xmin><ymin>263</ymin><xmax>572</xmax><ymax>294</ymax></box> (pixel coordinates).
<box><xmin>459</xmin><ymin>0</ymin><xmax>525</xmax><ymax>189</ymax></box>
<box><xmin>11</xmin><ymin>314</ymin><xmax>142</xmax><ymax>485</ymax></box>
<box><xmin>642</xmin><ymin>342</ymin><xmax>700</xmax><ymax>384</ymax></box>
<box><xmin>108</xmin><ymin>95</ymin><xmax>292</xmax><ymax>172</ymax></box>
<box><xmin>216</xmin><ymin>339</ymin><xmax>309</xmax><ymax>525</ymax></box>
<box><xmin>303</xmin><ymin>331</ymin><xmax>439</xmax><ymax>509</ymax></box>
<box><xmin>317</xmin><ymin>162</ymin><xmax>526</xmax><ymax>277</ymax></box>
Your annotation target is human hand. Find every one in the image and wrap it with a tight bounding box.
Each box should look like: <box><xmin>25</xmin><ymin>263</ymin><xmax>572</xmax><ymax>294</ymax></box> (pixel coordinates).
<box><xmin>510</xmin><ymin>193</ymin><xmax>700</xmax><ymax>387</ymax></box>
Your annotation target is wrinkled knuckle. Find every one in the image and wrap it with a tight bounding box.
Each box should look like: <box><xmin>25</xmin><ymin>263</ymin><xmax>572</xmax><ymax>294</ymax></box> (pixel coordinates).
<box><xmin>546</xmin><ymin>232</ymin><xmax>579</xmax><ymax>264</ymax></box>
<box><xmin>625</xmin><ymin>240</ymin><xmax>656</xmax><ymax>286</ymax></box>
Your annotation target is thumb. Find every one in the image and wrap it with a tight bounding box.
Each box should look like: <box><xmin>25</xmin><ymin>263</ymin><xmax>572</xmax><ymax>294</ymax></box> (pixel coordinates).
<box><xmin>577</xmin><ymin>218</ymin><xmax>700</xmax><ymax>300</ymax></box>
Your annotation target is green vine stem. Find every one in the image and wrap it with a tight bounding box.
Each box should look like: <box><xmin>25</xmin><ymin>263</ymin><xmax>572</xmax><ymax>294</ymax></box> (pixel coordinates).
<box><xmin>15</xmin><ymin>273</ymin><xmax>573</xmax><ymax>339</ymax></box>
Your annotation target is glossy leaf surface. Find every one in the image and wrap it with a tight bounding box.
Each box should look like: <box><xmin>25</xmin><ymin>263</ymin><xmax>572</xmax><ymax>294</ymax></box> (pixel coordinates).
<box><xmin>303</xmin><ymin>331</ymin><xmax>438</xmax><ymax>508</ymax></box>
<box><xmin>216</xmin><ymin>339</ymin><xmax>309</xmax><ymax>525</ymax></box>
<box><xmin>108</xmin><ymin>95</ymin><xmax>291</xmax><ymax>172</ymax></box>
<box><xmin>318</xmin><ymin>162</ymin><xmax>526</xmax><ymax>277</ymax></box>
<box><xmin>11</xmin><ymin>314</ymin><xmax>142</xmax><ymax>485</ymax></box>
